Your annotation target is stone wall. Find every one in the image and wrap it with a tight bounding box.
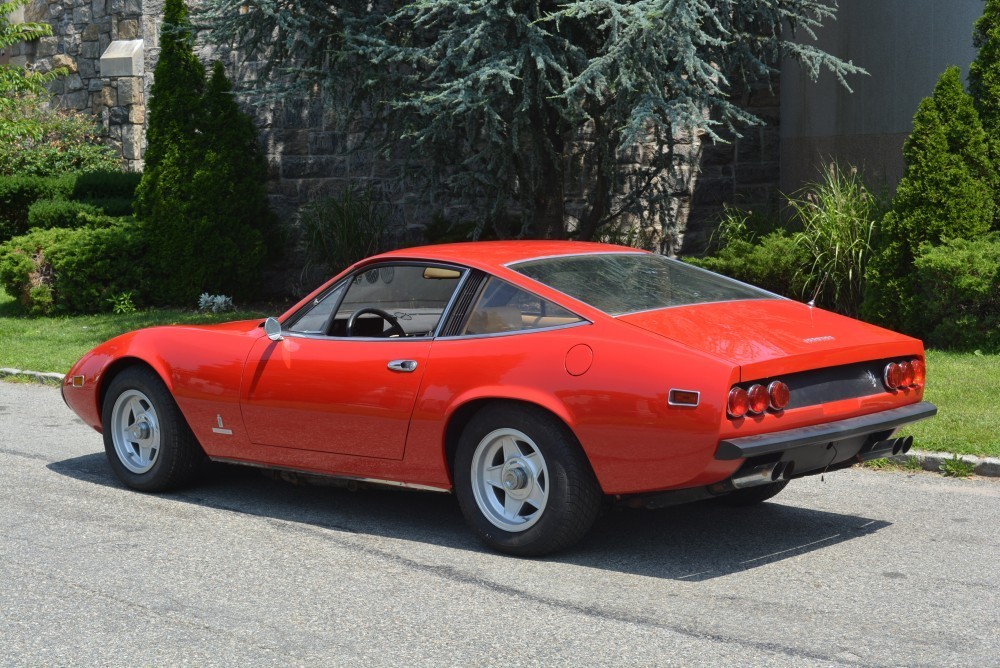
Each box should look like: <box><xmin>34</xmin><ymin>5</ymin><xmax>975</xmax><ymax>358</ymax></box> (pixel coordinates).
<box><xmin>254</xmin><ymin>84</ymin><xmax>779</xmax><ymax>257</ymax></box>
<box><xmin>8</xmin><ymin>0</ymin><xmax>153</xmax><ymax>171</ymax></box>
<box><xmin>684</xmin><ymin>80</ymin><xmax>781</xmax><ymax>253</ymax></box>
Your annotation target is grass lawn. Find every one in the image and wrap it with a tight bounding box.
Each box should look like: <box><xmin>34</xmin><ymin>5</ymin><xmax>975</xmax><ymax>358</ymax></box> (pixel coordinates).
<box><xmin>0</xmin><ymin>287</ymin><xmax>275</xmax><ymax>374</ymax></box>
<box><xmin>896</xmin><ymin>349</ymin><xmax>1000</xmax><ymax>458</ymax></box>
<box><xmin>1</xmin><ymin>289</ymin><xmax>996</xmax><ymax>457</ymax></box>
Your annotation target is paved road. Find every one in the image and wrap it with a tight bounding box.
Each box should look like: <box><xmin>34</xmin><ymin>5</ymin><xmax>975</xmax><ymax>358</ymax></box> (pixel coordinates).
<box><xmin>1</xmin><ymin>382</ymin><xmax>998</xmax><ymax>667</ymax></box>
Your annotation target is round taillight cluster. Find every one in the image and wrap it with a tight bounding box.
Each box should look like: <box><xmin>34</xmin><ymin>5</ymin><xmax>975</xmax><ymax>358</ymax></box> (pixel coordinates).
<box><xmin>883</xmin><ymin>358</ymin><xmax>926</xmax><ymax>391</ymax></box>
<box><xmin>728</xmin><ymin>380</ymin><xmax>791</xmax><ymax>418</ymax></box>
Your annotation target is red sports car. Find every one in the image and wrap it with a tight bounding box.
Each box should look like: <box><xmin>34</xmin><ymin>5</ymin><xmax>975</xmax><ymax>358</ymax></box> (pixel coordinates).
<box><xmin>63</xmin><ymin>241</ymin><xmax>936</xmax><ymax>555</ymax></box>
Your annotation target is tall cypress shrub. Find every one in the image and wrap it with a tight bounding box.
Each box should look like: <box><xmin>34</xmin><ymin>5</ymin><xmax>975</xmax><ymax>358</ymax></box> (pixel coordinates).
<box><xmin>862</xmin><ymin>67</ymin><xmax>996</xmax><ymax>329</ymax></box>
<box><xmin>135</xmin><ymin>0</ymin><xmax>273</xmax><ymax>304</ymax></box>
<box><xmin>969</xmin><ymin>0</ymin><xmax>1000</xmax><ymax>231</ymax></box>
<box><xmin>970</xmin><ymin>0</ymin><xmax>1000</xmax><ymax>138</ymax></box>
<box><xmin>184</xmin><ymin>62</ymin><xmax>271</xmax><ymax>298</ymax></box>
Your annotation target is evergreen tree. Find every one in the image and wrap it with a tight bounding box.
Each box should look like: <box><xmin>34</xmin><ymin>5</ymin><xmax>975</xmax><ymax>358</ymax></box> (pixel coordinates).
<box><xmin>970</xmin><ymin>0</ymin><xmax>1000</xmax><ymax>138</ymax></box>
<box><xmin>968</xmin><ymin>0</ymin><xmax>1000</xmax><ymax>231</ymax></box>
<box><xmin>136</xmin><ymin>0</ymin><xmax>273</xmax><ymax>304</ymax></box>
<box><xmin>0</xmin><ymin>0</ymin><xmax>66</xmax><ymax>108</ymax></box>
<box><xmin>185</xmin><ymin>62</ymin><xmax>271</xmax><ymax>298</ymax></box>
<box><xmin>135</xmin><ymin>0</ymin><xmax>204</xmax><ymax>204</ymax></box>
<box><xmin>200</xmin><ymin>0</ymin><xmax>862</xmax><ymax>239</ymax></box>
<box><xmin>863</xmin><ymin>66</ymin><xmax>996</xmax><ymax>329</ymax></box>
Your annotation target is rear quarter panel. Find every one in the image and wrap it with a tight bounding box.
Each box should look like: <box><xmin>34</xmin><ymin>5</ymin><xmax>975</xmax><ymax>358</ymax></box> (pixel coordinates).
<box><xmin>405</xmin><ymin>320</ymin><xmax>739</xmax><ymax>495</ymax></box>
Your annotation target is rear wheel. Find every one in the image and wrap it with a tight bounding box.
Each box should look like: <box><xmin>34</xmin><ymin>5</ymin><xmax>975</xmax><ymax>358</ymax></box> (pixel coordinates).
<box><xmin>718</xmin><ymin>480</ymin><xmax>789</xmax><ymax>507</ymax></box>
<box><xmin>454</xmin><ymin>404</ymin><xmax>601</xmax><ymax>556</ymax></box>
<box><xmin>102</xmin><ymin>366</ymin><xmax>207</xmax><ymax>492</ymax></box>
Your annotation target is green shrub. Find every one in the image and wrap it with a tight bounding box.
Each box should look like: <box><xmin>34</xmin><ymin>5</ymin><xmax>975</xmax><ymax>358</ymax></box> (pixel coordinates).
<box><xmin>71</xmin><ymin>170</ymin><xmax>142</xmax><ymax>200</ymax></box>
<box><xmin>27</xmin><ymin>199</ymin><xmax>101</xmax><ymax>229</ymax></box>
<box><xmin>0</xmin><ymin>220</ymin><xmax>148</xmax><ymax>314</ymax></box>
<box><xmin>685</xmin><ymin>231</ymin><xmax>809</xmax><ymax>300</ymax></box>
<box><xmin>706</xmin><ymin>204</ymin><xmax>784</xmax><ymax>252</ymax></box>
<box><xmin>299</xmin><ymin>186</ymin><xmax>393</xmax><ymax>284</ymax></box>
<box><xmin>863</xmin><ymin>67</ymin><xmax>996</xmax><ymax>330</ymax></box>
<box><xmin>691</xmin><ymin>162</ymin><xmax>882</xmax><ymax>315</ymax></box>
<box><xmin>78</xmin><ymin>197</ymin><xmax>135</xmax><ymax>217</ymax></box>
<box><xmin>0</xmin><ymin>173</ymin><xmax>75</xmax><ymax>242</ymax></box>
<box><xmin>912</xmin><ymin>235</ymin><xmax>1000</xmax><ymax>352</ymax></box>
<box><xmin>0</xmin><ymin>94</ymin><xmax>119</xmax><ymax>177</ymax></box>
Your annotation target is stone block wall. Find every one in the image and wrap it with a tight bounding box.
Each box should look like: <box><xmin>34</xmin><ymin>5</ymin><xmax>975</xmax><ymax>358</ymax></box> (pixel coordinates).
<box><xmin>9</xmin><ymin>0</ymin><xmax>153</xmax><ymax>171</ymax></box>
<box><xmin>683</xmin><ymin>80</ymin><xmax>782</xmax><ymax>253</ymax></box>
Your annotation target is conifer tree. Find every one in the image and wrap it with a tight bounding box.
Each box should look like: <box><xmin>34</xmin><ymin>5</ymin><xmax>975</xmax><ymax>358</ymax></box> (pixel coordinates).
<box><xmin>970</xmin><ymin>0</ymin><xmax>1000</xmax><ymax>138</ymax></box>
<box><xmin>136</xmin><ymin>0</ymin><xmax>204</xmax><ymax>181</ymax></box>
<box><xmin>968</xmin><ymin>0</ymin><xmax>1000</xmax><ymax>231</ymax></box>
<box><xmin>200</xmin><ymin>0</ymin><xmax>862</xmax><ymax>240</ymax></box>
<box><xmin>862</xmin><ymin>66</ymin><xmax>995</xmax><ymax>328</ymax></box>
<box><xmin>136</xmin><ymin>0</ymin><xmax>273</xmax><ymax>304</ymax></box>
<box><xmin>185</xmin><ymin>62</ymin><xmax>271</xmax><ymax>298</ymax></box>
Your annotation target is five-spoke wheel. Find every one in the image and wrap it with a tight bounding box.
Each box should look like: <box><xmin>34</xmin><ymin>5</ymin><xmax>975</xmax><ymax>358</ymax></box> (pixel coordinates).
<box><xmin>110</xmin><ymin>389</ymin><xmax>161</xmax><ymax>474</ymax></box>
<box><xmin>470</xmin><ymin>427</ymin><xmax>550</xmax><ymax>532</ymax></box>
<box><xmin>455</xmin><ymin>404</ymin><xmax>601</xmax><ymax>556</ymax></box>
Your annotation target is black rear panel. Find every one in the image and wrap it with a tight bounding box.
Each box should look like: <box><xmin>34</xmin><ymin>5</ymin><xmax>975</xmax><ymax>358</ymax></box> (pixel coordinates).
<box><xmin>738</xmin><ymin>358</ymin><xmax>903</xmax><ymax>409</ymax></box>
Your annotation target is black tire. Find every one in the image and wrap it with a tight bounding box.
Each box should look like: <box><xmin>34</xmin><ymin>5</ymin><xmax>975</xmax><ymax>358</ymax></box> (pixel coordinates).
<box><xmin>102</xmin><ymin>366</ymin><xmax>207</xmax><ymax>492</ymax></box>
<box><xmin>717</xmin><ymin>480</ymin><xmax>789</xmax><ymax>507</ymax></box>
<box><xmin>454</xmin><ymin>404</ymin><xmax>602</xmax><ymax>556</ymax></box>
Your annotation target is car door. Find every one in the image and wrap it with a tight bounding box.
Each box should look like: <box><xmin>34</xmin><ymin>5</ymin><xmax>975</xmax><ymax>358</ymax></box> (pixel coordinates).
<box><xmin>240</xmin><ymin>263</ymin><xmax>465</xmax><ymax>460</ymax></box>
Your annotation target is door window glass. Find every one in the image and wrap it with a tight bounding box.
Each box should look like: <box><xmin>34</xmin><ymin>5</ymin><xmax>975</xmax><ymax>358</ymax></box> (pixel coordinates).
<box><xmin>332</xmin><ymin>264</ymin><xmax>463</xmax><ymax>337</ymax></box>
<box><xmin>284</xmin><ymin>282</ymin><xmax>347</xmax><ymax>334</ymax></box>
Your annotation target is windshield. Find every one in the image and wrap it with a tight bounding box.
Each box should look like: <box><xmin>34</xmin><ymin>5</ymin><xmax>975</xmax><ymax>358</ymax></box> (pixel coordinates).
<box><xmin>511</xmin><ymin>253</ymin><xmax>776</xmax><ymax>316</ymax></box>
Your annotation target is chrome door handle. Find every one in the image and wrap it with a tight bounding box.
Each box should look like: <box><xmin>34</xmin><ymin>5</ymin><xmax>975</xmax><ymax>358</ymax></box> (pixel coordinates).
<box><xmin>387</xmin><ymin>359</ymin><xmax>418</xmax><ymax>372</ymax></box>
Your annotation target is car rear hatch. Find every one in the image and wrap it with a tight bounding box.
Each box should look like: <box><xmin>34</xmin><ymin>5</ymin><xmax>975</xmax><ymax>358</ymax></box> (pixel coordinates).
<box><xmin>616</xmin><ymin>298</ymin><xmax>922</xmax><ymax>381</ymax></box>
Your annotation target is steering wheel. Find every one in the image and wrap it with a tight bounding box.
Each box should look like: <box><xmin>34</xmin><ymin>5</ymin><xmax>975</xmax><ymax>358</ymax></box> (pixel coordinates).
<box><xmin>346</xmin><ymin>307</ymin><xmax>406</xmax><ymax>338</ymax></box>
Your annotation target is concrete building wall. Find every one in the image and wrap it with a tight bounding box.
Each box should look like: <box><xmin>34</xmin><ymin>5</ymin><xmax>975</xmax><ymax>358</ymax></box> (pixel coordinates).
<box><xmin>780</xmin><ymin>0</ymin><xmax>982</xmax><ymax>194</ymax></box>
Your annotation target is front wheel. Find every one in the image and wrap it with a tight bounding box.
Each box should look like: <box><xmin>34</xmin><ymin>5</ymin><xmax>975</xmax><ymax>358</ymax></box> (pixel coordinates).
<box><xmin>102</xmin><ymin>366</ymin><xmax>207</xmax><ymax>492</ymax></box>
<box><xmin>454</xmin><ymin>404</ymin><xmax>601</xmax><ymax>556</ymax></box>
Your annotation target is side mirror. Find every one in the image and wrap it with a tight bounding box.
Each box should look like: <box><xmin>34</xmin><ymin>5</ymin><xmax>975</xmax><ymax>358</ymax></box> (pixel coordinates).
<box><xmin>264</xmin><ymin>317</ymin><xmax>284</xmax><ymax>341</ymax></box>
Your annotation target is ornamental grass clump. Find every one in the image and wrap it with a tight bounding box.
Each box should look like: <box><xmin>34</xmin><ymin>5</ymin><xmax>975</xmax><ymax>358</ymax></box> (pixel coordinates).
<box><xmin>789</xmin><ymin>163</ymin><xmax>889</xmax><ymax>318</ymax></box>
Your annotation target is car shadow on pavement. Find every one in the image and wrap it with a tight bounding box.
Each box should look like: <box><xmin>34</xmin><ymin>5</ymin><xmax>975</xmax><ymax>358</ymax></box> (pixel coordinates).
<box><xmin>49</xmin><ymin>453</ymin><xmax>890</xmax><ymax>581</ymax></box>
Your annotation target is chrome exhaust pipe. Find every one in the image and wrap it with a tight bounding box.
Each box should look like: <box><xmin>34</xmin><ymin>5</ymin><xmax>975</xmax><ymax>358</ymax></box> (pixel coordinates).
<box><xmin>857</xmin><ymin>437</ymin><xmax>911</xmax><ymax>462</ymax></box>
<box><xmin>731</xmin><ymin>461</ymin><xmax>786</xmax><ymax>489</ymax></box>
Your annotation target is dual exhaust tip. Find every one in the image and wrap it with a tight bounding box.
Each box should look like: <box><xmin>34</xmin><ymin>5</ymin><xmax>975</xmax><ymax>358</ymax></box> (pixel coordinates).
<box><xmin>856</xmin><ymin>435</ymin><xmax>914</xmax><ymax>463</ymax></box>
<box><xmin>731</xmin><ymin>460</ymin><xmax>795</xmax><ymax>489</ymax></box>
<box><xmin>729</xmin><ymin>436</ymin><xmax>914</xmax><ymax>489</ymax></box>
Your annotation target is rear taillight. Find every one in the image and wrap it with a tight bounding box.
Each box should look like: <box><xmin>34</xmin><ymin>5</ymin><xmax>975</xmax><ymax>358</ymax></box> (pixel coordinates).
<box><xmin>728</xmin><ymin>387</ymin><xmax>749</xmax><ymax>418</ymax></box>
<box><xmin>883</xmin><ymin>358</ymin><xmax>925</xmax><ymax>391</ymax></box>
<box><xmin>768</xmin><ymin>381</ymin><xmax>790</xmax><ymax>410</ymax></box>
<box><xmin>728</xmin><ymin>380</ymin><xmax>791</xmax><ymax>418</ymax></box>
<box><xmin>747</xmin><ymin>384</ymin><xmax>769</xmax><ymax>414</ymax></box>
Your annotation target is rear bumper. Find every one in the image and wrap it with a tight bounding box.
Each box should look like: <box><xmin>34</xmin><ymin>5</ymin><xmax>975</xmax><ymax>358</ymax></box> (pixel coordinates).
<box><xmin>715</xmin><ymin>401</ymin><xmax>938</xmax><ymax>461</ymax></box>
<box><xmin>620</xmin><ymin>401</ymin><xmax>936</xmax><ymax>509</ymax></box>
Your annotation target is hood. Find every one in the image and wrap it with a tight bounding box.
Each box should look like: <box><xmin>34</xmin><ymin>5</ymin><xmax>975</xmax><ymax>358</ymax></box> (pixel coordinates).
<box><xmin>160</xmin><ymin>319</ymin><xmax>265</xmax><ymax>335</ymax></box>
<box><xmin>617</xmin><ymin>299</ymin><xmax>922</xmax><ymax>380</ymax></box>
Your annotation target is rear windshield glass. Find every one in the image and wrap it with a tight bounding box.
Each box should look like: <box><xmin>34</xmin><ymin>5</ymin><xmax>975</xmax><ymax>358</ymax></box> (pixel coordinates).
<box><xmin>511</xmin><ymin>253</ymin><xmax>776</xmax><ymax>316</ymax></box>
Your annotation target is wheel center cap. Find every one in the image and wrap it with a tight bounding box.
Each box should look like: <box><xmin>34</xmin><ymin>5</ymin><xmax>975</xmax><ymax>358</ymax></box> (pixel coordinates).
<box><xmin>502</xmin><ymin>462</ymin><xmax>530</xmax><ymax>491</ymax></box>
<box><xmin>129</xmin><ymin>421</ymin><xmax>150</xmax><ymax>441</ymax></box>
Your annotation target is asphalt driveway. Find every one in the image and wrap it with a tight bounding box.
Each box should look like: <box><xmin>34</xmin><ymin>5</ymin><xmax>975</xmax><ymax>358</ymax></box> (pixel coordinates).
<box><xmin>2</xmin><ymin>381</ymin><xmax>998</xmax><ymax>666</ymax></box>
